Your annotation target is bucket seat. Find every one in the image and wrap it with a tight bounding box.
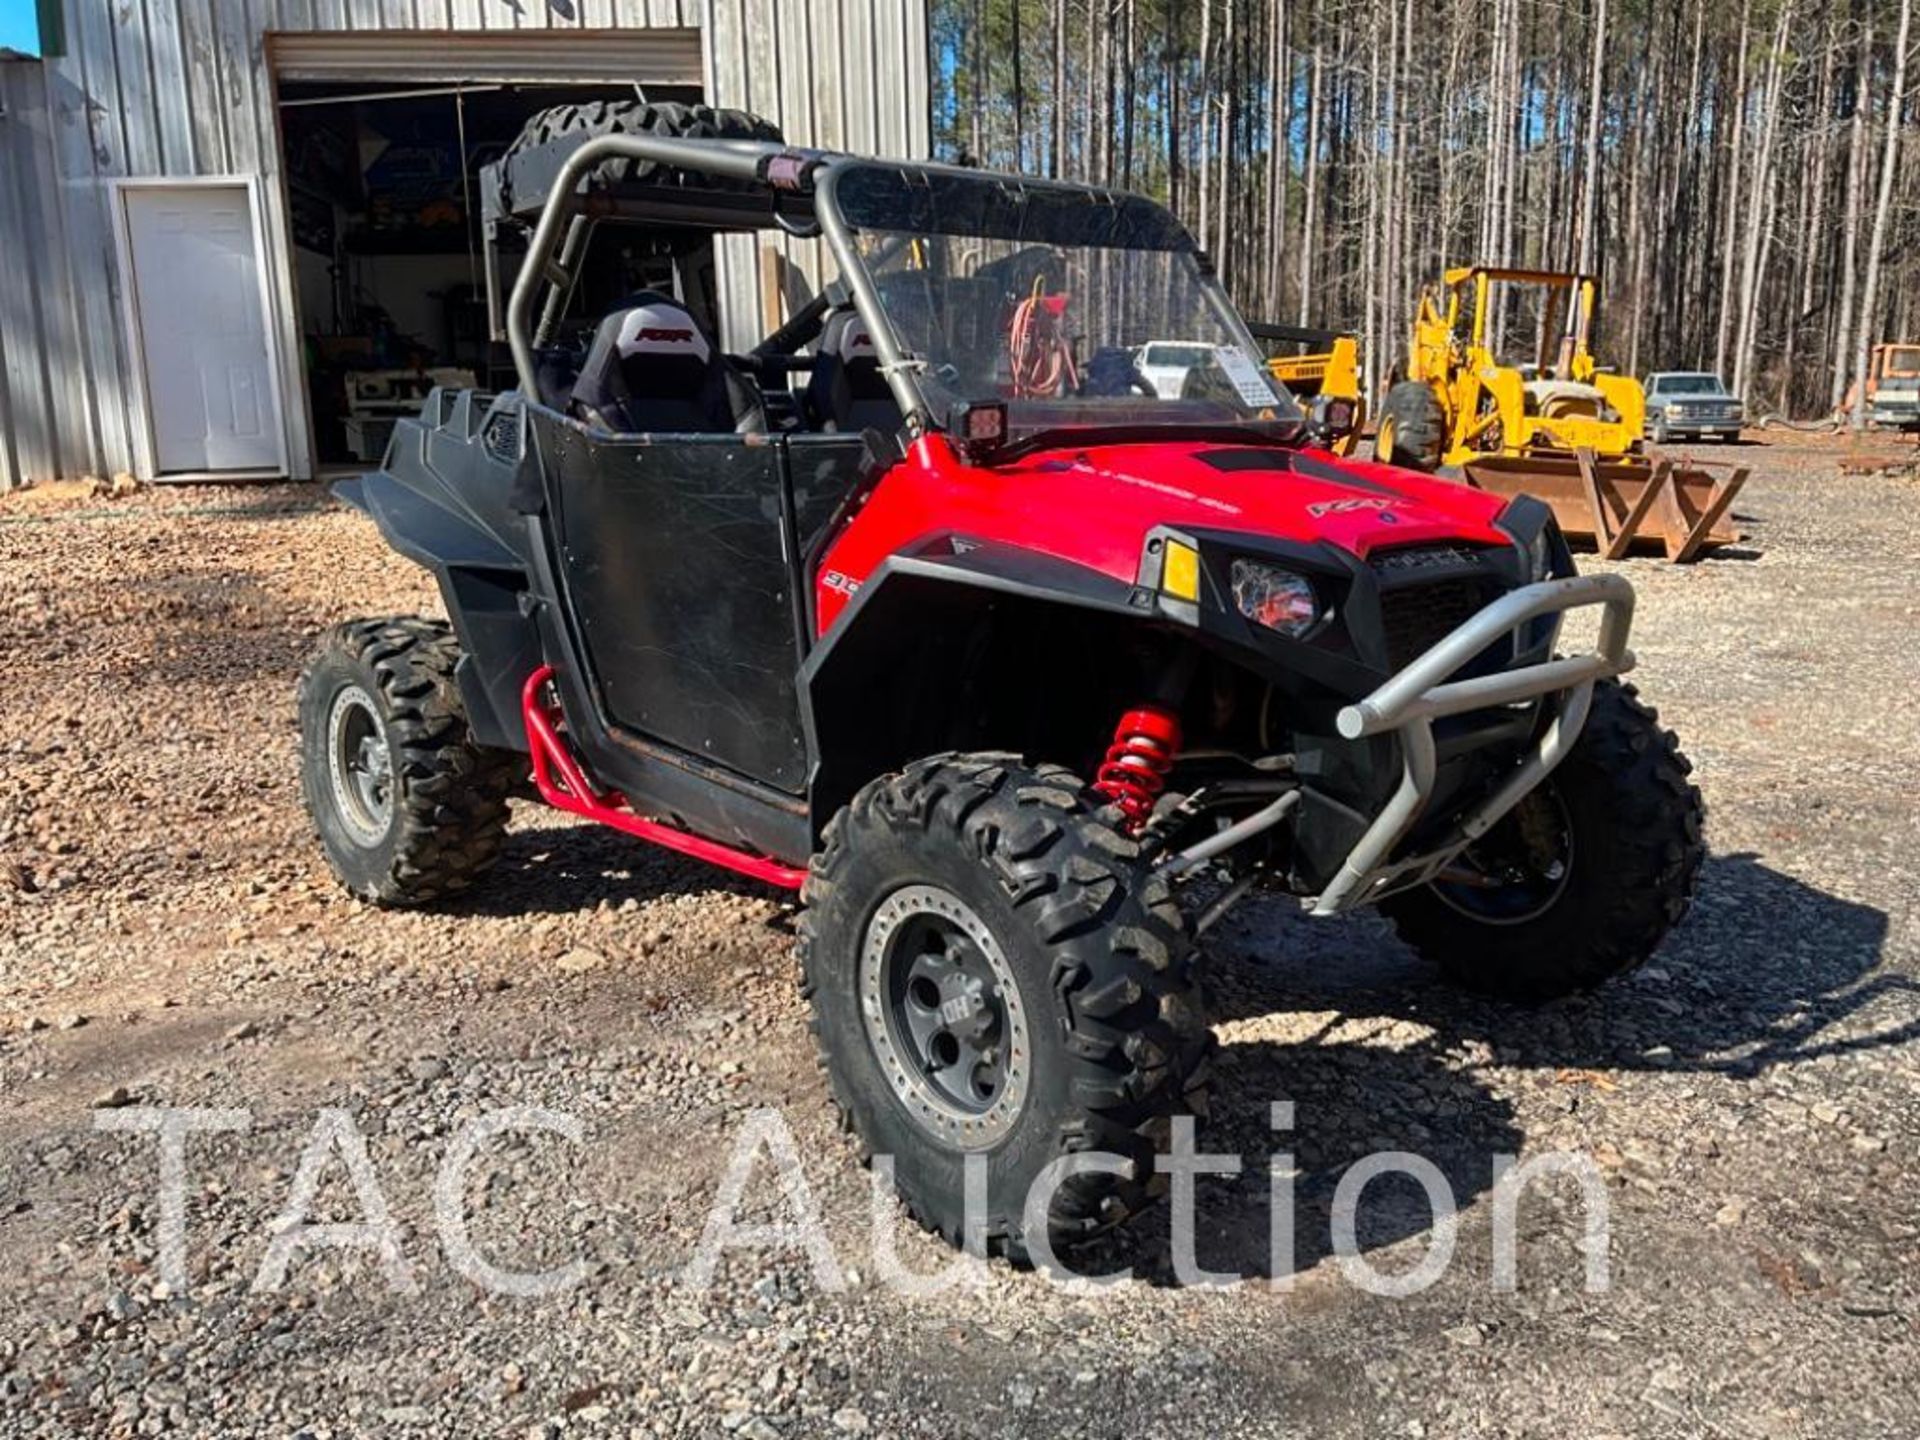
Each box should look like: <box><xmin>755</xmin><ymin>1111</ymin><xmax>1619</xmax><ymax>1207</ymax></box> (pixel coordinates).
<box><xmin>570</xmin><ymin>293</ymin><xmax>764</xmax><ymax>435</ymax></box>
<box><xmin>803</xmin><ymin>308</ymin><xmax>902</xmax><ymax>434</ymax></box>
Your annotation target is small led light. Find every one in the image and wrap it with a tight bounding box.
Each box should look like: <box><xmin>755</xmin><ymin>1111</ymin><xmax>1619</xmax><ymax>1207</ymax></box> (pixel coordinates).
<box><xmin>1231</xmin><ymin>559</ymin><xmax>1318</xmax><ymax>637</ymax></box>
<box><xmin>959</xmin><ymin>402</ymin><xmax>1006</xmax><ymax>444</ymax></box>
<box><xmin>1162</xmin><ymin>541</ymin><xmax>1201</xmax><ymax>602</ymax></box>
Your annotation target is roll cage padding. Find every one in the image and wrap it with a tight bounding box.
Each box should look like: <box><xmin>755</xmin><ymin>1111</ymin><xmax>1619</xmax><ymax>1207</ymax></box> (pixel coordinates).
<box><xmin>533</xmin><ymin>347</ymin><xmax>581</xmax><ymax>411</ymax></box>
<box><xmin>750</xmin><ymin>280</ymin><xmax>849</xmax><ymax>360</ymax></box>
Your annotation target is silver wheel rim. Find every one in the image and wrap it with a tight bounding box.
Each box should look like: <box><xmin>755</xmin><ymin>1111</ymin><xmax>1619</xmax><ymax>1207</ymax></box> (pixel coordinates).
<box><xmin>858</xmin><ymin>884</ymin><xmax>1031</xmax><ymax>1150</ymax></box>
<box><xmin>326</xmin><ymin>684</ymin><xmax>394</xmax><ymax>846</ymax></box>
<box><xmin>1431</xmin><ymin>785</ymin><xmax>1576</xmax><ymax>926</ymax></box>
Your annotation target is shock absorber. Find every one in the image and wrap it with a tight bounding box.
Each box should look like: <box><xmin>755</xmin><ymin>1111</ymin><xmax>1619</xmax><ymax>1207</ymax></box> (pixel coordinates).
<box><xmin>1094</xmin><ymin>705</ymin><xmax>1182</xmax><ymax>833</ymax></box>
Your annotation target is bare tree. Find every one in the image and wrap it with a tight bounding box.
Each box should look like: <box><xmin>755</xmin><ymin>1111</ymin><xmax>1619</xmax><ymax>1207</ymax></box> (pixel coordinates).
<box><xmin>1297</xmin><ymin>27</ymin><xmax>1323</xmax><ymax>326</ymax></box>
<box><xmin>1852</xmin><ymin>0</ymin><xmax>1914</xmax><ymax>425</ymax></box>
<box><xmin>1832</xmin><ymin>10</ymin><xmax>1875</xmax><ymax>410</ymax></box>
<box><xmin>1576</xmin><ymin>0</ymin><xmax>1609</xmax><ymax>275</ymax></box>
<box><xmin>1715</xmin><ymin>0</ymin><xmax>1753</xmax><ymax>377</ymax></box>
<box><xmin>926</xmin><ymin>0</ymin><xmax>1920</xmax><ymax>415</ymax></box>
<box><xmin>1733</xmin><ymin>0</ymin><xmax>1795</xmax><ymax>400</ymax></box>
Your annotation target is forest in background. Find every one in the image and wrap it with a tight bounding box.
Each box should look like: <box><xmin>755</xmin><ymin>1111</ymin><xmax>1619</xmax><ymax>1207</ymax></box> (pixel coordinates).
<box><xmin>929</xmin><ymin>0</ymin><xmax>1917</xmax><ymax>419</ymax></box>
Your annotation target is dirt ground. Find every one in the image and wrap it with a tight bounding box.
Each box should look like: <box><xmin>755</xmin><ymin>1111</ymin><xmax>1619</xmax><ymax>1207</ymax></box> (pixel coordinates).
<box><xmin>2</xmin><ymin>432</ymin><xmax>1917</xmax><ymax>1439</ymax></box>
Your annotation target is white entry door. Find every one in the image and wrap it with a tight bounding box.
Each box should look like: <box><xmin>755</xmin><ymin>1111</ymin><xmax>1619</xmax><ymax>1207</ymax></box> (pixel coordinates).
<box><xmin>123</xmin><ymin>185</ymin><xmax>283</xmax><ymax>475</ymax></box>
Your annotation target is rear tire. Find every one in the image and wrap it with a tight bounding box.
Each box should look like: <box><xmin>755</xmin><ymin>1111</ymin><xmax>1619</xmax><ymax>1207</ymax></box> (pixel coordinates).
<box><xmin>298</xmin><ymin>618</ymin><xmax>519</xmax><ymax>907</ymax></box>
<box><xmin>800</xmin><ymin>755</ymin><xmax>1212</xmax><ymax>1264</ymax></box>
<box><xmin>1383</xmin><ymin>681</ymin><xmax>1705</xmax><ymax>1000</ymax></box>
<box><xmin>1375</xmin><ymin>381</ymin><xmax>1448</xmax><ymax>470</ymax></box>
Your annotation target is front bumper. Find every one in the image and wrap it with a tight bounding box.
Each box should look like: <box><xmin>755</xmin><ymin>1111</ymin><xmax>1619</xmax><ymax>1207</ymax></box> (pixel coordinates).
<box><xmin>1307</xmin><ymin>573</ymin><xmax>1636</xmax><ymax>915</ymax></box>
<box><xmin>1652</xmin><ymin>409</ymin><xmax>1743</xmax><ymax>436</ymax></box>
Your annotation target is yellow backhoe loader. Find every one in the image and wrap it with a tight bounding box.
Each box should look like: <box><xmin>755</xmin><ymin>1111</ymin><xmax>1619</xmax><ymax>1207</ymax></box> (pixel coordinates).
<box><xmin>1375</xmin><ymin>266</ymin><xmax>1748</xmax><ymax>562</ymax></box>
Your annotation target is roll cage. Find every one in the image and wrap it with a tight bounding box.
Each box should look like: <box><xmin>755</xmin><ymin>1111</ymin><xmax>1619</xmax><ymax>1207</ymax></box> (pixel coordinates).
<box><xmin>493</xmin><ymin>134</ymin><xmax>1272</xmax><ymax>440</ymax></box>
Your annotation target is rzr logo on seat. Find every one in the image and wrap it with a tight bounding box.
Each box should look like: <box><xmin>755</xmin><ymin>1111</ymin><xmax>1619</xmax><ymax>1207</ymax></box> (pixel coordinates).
<box><xmin>616</xmin><ymin>305</ymin><xmax>712</xmax><ymax>361</ymax></box>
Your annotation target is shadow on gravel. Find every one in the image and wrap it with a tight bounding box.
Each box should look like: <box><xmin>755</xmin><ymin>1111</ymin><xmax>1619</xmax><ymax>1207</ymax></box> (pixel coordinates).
<box><xmin>1093</xmin><ymin>851</ymin><xmax>1910</xmax><ymax>1286</ymax></box>
<box><xmin>1070</xmin><ymin>1035</ymin><xmax>1523</xmax><ymax>1287</ymax></box>
<box><xmin>447</xmin><ymin>839</ymin><xmax>1904</xmax><ymax>1287</ymax></box>
<box><xmin>104</xmin><ymin>566</ymin><xmax>314</xmax><ymax>688</ymax></box>
<box><xmin>1207</xmin><ymin>851</ymin><xmax>1908</xmax><ymax>1080</ymax></box>
<box><xmin>455</xmin><ymin>819</ymin><xmax>785</xmax><ymax>918</ymax></box>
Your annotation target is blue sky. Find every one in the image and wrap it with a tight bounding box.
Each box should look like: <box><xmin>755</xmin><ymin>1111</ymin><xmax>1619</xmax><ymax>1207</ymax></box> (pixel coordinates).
<box><xmin>0</xmin><ymin>0</ymin><xmax>40</xmax><ymax>55</ymax></box>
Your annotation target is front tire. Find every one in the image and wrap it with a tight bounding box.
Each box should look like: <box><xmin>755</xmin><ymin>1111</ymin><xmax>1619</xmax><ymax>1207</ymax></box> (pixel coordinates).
<box><xmin>1375</xmin><ymin>381</ymin><xmax>1448</xmax><ymax>470</ymax></box>
<box><xmin>800</xmin><ymin>755</ymin><xmax>1211</xmax><ymax>1263</ymax></box>
<box><xmin>1383</xmin><ymin>681</ymin><xmax>1705</xmax><ymax>999</ymax></box>
<box><xmin>298</xmin><ymin>618</ymin><xmax>519</xmax><ymax>906</ymax></box>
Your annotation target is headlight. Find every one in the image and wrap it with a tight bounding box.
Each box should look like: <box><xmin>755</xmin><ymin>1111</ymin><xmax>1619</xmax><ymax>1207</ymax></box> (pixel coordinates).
<box><xmin>1231</xmin><ymin>559</ymin><xmax>1319</xmax><ymax>637</ymax></box>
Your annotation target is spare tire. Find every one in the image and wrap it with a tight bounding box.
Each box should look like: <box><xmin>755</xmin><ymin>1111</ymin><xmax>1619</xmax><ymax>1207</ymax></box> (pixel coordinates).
<box><xmin>1375</xmin><ymin>380</ymin><xmax>1448</xmax><ymax>471</ymax></box>
<box><xmin>503</xmin><ymin>99</ymin><xmax>784</xmax><ymax>188</ymax></box>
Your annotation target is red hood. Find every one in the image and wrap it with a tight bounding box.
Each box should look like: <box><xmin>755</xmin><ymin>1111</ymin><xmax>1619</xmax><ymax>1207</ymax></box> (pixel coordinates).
<box><xmin>816</xmin><ymin>434</ymin><xmax>1513</xmax><ymax>633</ymax></box>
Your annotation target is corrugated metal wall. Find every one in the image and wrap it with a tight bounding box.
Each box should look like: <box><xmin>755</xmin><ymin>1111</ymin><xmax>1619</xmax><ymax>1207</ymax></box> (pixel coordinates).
<box><xmin>0</xmin><ymin>0</ymin><xmax>929</xmax><ymax>490</ymax></box>
<box><xmin>706</xmin><ymin>0</ymin><xmax>930</xmax><ymax>351</ymax></box>
<box><xmin>1</xmin><ymin>57</ymin><xmax>117</xmax><ymax>490</ymax></box>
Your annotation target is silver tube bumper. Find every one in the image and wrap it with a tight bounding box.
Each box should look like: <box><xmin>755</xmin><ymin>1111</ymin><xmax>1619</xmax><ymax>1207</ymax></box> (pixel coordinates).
<box><xmin>1308</xmin><ymin>573</ymin><xmax>1637</xmax><ymax>916</ymax></box>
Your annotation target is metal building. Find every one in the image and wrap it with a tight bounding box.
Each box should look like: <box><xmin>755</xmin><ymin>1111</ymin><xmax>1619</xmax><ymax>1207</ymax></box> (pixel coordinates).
<box><xmin>0</xmin><ymin>2</ymin><xmax>930</xmax><ymax>490</ymax></box>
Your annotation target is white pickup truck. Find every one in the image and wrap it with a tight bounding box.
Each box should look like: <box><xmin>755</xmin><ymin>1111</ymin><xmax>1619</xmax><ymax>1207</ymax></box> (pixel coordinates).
<box><xmin>1133</xmin><ymin>341</ymin><xmax>1224</xmax><ymax>399</ymax></box>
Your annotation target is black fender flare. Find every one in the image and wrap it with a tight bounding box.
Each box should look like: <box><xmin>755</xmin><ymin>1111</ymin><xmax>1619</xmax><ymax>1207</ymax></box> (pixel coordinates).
<box><xmin>797</xmin><ymin>539</ymin><xmax>1154</xmax><ymax>832</ymax></box>
<box><xmin>333</xmin><ymin>472</ymin><xmax>540</xmax><ymax>751</ymax></box>
<box><xmin>334</xmin><ymin>472</ymin><xmax>526</xmax><ymax>574</ymax></box>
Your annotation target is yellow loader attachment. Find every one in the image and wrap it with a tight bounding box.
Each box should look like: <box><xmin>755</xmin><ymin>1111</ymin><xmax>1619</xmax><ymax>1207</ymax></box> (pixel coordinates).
<box><xmin>1378</xmin><ymin>265</ymin><xmax>1746</xmax><ymax>561</ymax></box>
<box><xmin>1252</xmin><ymin>322</ymin><xmax>1366</xmax><ymax>456</ymax></box>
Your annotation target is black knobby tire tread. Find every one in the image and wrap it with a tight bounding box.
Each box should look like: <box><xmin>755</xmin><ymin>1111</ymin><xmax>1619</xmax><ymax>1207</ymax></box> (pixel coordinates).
<box><xmin>1378</xmin><ymin>380</ymin><xmax>1448</xmax><ymax>470</ymax></box>
<box><xmin>1385</xmin><ymin>680</ymin><xmax>1706</xmax><ymax>999</ymax></box>
<box><xmin>299</xmin><ymin>617</ymin><xmax>519</xmax><ymax>907</ymax></box>
<box><xmin>797</xmin><ymin>754</ymin><xmax>1213</xmax><ymax>1260</ymax></box>
<box><xmin>503</xmin><ymin>99</ymin><xmax>784</xmax><ymax>191</ymax></box>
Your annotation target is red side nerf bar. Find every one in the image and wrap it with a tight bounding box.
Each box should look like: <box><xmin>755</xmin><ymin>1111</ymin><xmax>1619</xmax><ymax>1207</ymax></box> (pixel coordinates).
<box><xmin>519</xmin><ymin>665</ymin><xmax>808</xmax><ymax>891</ymax></box>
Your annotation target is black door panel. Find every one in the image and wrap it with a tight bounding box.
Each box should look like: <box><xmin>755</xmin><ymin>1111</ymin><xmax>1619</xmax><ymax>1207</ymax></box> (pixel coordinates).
<box><xmin>544</xmin><ymin>423</ymin><xmax>807</xmax><ymax>790</ymax></box>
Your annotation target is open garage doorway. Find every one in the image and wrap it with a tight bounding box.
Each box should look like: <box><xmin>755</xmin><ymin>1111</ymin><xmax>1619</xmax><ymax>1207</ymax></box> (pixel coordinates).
<box><xmin>275</xmin><ymin>76</ymin><xmax>701</xmax><ymax>469</ymax></box>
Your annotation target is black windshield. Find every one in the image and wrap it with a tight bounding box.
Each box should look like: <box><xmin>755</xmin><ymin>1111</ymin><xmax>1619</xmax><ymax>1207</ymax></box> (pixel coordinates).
<box><xmin>829</xmin><ymin>164</ymin><xmax>1303</xmax><ymax>442</ymax></box>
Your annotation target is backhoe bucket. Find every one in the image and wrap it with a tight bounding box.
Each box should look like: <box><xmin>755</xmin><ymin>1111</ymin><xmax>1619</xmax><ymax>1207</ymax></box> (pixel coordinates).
<box><xmin>1455</xmin><ymin>449</ymin><xmax>1748</xmax><ymax>563</ymax></box>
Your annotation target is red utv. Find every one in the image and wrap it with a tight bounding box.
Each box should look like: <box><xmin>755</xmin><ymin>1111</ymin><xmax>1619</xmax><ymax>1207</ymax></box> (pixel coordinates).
<box><xmin>298</xmin><ymin>105</ymin><xmax>1704</xmax><ymax>1261</ymax></box>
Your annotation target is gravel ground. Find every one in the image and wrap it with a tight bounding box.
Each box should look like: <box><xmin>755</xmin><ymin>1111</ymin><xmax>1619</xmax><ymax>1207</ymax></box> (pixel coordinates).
<box><xmin>2</xmin><ymin>434</ymin><xmax>1917</xmax><ymax>1439</ymax></box>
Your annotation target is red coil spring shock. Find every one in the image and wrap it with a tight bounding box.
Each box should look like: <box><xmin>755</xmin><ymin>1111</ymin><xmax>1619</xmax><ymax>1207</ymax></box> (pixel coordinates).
<box><xmin>1094</xmin><ymin>706</ymin><xmax>1182</xmax><ymax>833</ymax></box>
